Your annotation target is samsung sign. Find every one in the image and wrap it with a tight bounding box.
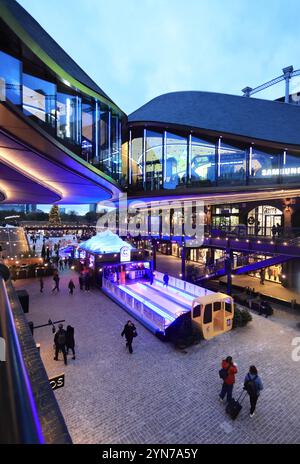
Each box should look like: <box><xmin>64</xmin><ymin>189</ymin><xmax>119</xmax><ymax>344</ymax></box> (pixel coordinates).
<box><xmin>120</xmin><ymin>246</ymin><xmax>131</xmax><ymax>263</ymax></box>
<box><xmin>262</xmin><ymin>167</ymin><xmax>300</xmax><ymax>176</ymax></box>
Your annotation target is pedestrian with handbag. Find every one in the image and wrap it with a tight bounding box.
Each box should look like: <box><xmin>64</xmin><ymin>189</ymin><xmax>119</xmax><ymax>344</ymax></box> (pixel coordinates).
<box><xmin>121</xmin><ymin>320</ymin><xmax>137</xmax><ymax>354</ymax></box>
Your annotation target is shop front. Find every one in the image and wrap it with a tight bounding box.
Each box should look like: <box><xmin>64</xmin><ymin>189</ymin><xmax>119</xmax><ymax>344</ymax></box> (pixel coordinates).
<box><xmin>247</xmin><ymin>205</ymin><xmax>283</xmax><ymax>236</ymax></box>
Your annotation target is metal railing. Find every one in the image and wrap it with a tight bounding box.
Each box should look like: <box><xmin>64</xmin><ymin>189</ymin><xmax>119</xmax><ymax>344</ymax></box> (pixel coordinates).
<box><xmin>0</xmin><ymin>264</ymin><xmax>44</xmax><ymax>444</ymax></box>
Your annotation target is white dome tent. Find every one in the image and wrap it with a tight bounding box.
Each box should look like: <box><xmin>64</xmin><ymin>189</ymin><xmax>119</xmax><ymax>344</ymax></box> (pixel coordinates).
<box><xmin>79</xmin><ymin>230</ymin><xmax>134</xmax><ymax>254</ymax></box>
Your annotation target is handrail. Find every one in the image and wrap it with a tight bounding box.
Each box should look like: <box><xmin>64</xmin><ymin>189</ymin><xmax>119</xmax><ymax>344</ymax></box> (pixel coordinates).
<box><xmin>0</xmin><ymin>264</ymin><xmax>44</xmax><ymax>444</ymax></box>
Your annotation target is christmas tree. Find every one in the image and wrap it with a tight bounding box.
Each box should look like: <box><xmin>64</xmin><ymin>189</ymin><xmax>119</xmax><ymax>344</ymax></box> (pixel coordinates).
<box><xmin>49</xmin><ymin>205</ymin><xmax>61</xmax><ymax>224</ymax></box>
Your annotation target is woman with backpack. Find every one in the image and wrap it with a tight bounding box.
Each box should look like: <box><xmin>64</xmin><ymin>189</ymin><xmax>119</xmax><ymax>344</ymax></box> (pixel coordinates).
<box><xmin>244</xmin><ymin>365</ymin><xmax>264</xmax><ymax>417</ymax></box>
<box><xmin>219</xmin><ymin>356</ymin><xmax>238</xmax><ymax>403</ymax></box>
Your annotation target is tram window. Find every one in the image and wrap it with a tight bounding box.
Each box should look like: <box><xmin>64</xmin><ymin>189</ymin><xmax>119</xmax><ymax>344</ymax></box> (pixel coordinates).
<box><xmin>203</xmin><ymin>304</ymin><xmax>212</xmax><ymax>324</ymax></box>
<box><xmin>225</xmin><ymin>302</ymin><xmax>232</xmax><ymax>313</ymax></box>
<box><xmin>214</xmin><ymin>301</ymin><xmax>221</xmax><ymax>311</ymax></box>
<box><xmin>193</xmin><ymin>305</ymin><xmax>201</xmax><ymax>318</ymax></box>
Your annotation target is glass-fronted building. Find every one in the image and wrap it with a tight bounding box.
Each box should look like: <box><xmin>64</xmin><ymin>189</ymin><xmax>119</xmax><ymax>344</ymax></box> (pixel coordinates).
<box><xmin>0</xmin><ymin>0</ymin><xmax>126</xmax><ymax>195</ymax></box>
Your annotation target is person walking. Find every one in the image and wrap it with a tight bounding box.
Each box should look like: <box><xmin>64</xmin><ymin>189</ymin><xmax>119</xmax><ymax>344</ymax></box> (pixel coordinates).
<box><xmin>66</xmin><ymin>325</ymin><xmax>75</xmax><ymax>360</ymax></box>
<box><xmin>260</xmin><ymin>268</ymin><xmax>265</xmax><ymax>285</ymax></box>
<box><xmin>59</xmin><ymin>258</ymin><xmax>64</xmax><ymax>271</ymax></box>
<box><xmin>219</xmin><ymin>356</ymin><xmax>238</xmax><ymax>403</ymax></box>
<box><xmin>79</xmin><ymin>274</ymin><xmax>84</xmax><ymax>291</ymax></box>
<box><xmin>84</xmin><ymin>274</ymin><xmax>90</xmax><ymax>291</ymax></box>
<box><xmin>163</xmin><ymin>272</ymin><xmax>169</xmax><ymax>287</ymax></box>
<box><xmin>121</xmin><ymin>320</ymin><xmax>137</xmax><ymax>354</ymax></box>
<box><xmin>149</xmin><ymin>270</ymin><xmax>154</xmax><ymax>285</ymax></box>
<box><xmin>54</xmin><ymin>324</ymin><xmax>67</xmax><ymax>365</ymax></box>
<box><xmin>244</xmin><ymin>365</ymin><xmax>263</xmax><ymax>417</ymax></box>
<box><xmin>52</xmin><ymin>273</ymin><xmax>60</xmax><ymax>292</ymax></box>
<box><xmin>68</xmin><ymin>279</ymin><xmax>75</xmax><ymax>295</ymax></box>
<box><xmin>39</xmin><ymin>277</ymin><xmax>44</xmax><ymax>293</ymax></box>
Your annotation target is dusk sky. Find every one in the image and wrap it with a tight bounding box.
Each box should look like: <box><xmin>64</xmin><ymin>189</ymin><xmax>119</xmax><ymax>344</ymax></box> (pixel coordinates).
<box><xmin>16</xmin><ymin>0</ymin><xmax>300</xmax><ymax>214</ymax></box>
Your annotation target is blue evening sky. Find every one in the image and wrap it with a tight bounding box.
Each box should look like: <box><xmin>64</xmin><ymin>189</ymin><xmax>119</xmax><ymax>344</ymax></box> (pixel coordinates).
<box><xmin>17</xmin><ymin>0</ymin><xmax>300</xmax><ymax>214</ymax></box>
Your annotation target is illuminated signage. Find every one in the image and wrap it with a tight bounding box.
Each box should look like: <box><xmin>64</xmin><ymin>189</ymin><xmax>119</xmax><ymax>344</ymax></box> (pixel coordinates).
<box><xmin>262</xmin><ymin>167</ymin><xmax>300</xmax><ymax>176</ymax></box>
<box><xmin>120</xmin><ymin>246</ymin><xmax>131</xmax><ymax>262</ymax></box>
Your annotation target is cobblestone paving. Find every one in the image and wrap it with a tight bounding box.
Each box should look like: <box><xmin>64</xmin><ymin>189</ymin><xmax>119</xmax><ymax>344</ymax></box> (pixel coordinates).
<box><xmin>15</xmin><ymin>270</ymin><xmax>300</xmax><ymax>444</ymax></box>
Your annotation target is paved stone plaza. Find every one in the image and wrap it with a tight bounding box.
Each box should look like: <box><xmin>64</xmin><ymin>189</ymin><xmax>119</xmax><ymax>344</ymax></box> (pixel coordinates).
<box><xmin>15</xmin><ymin>270</ymin><xmax>300</xmax><ymax>444</ymax></box>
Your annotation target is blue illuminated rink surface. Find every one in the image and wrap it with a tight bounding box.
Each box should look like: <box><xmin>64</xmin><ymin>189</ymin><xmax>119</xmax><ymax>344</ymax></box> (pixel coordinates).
<box><xmin>15</xmin><ymin>270</ymin><xmax>300</xmax><ymax>444</ymax></box>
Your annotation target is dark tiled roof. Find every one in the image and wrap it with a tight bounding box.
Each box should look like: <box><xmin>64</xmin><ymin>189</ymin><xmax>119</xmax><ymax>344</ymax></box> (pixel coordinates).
<box><xmin>129</xmin><ymin>91</ymin><xmax>300</xmax><ymax>146</ymax></box>
<box><xmin>1</xmin><ymin>0</ymin><xmax>117</xmax><ymax>106</ymax></box>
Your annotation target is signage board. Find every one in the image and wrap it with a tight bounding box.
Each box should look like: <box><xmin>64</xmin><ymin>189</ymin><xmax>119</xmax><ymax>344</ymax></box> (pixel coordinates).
<box><xmin>120</xmin><ymin>246</ymin><xmax>131</xmax><ymax>262</ymax></box>
<box><xmin>49</xmin><ymin>373</ymin><xmax>65</xmax><ymax>391</ymax></box>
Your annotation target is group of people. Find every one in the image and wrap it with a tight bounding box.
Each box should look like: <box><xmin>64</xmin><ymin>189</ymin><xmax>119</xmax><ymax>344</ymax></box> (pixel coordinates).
<box><xmin>39</xmin><ymin>273</ymin><xmax>76</xmax><ymax>295</ymax></box>
<box><xmin>78</xmin><ymin>272</ymin><xmax>91</xmax><ymax>291</ymax></box>
<box><xmin>54</xmin><ymin>323</ymin><xmax>76</xmax><ymax>365</ymax></box>
<box><xmin>59</xmin><ymin>256</ymin><xmax>73</xmax><ymax>271</ymax></box>
<box><xmin>219</xmin><ymin>356</ymin><xmax>263</xmax><ymax>417</ymax></box>
<box><xmin>271</xmin><ymin>223</ymin><xmax>283</xmax><ymax>238</ymax></box>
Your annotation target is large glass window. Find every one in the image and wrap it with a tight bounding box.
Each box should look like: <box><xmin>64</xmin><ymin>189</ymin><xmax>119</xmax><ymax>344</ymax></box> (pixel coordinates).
<box><xmin>146</xmin><ymin>130</ymin><xmax>163</xmax><ymax>191</ymax></box>
<box><xmin>81</xmin><ymin>98</ymin><xmax>94</xmax><ymax>163</ymax></box>
<box><xmin>22</xmin><ymin>73</ymin><xmax>56</xmax><ymax>128</ymax></box>
<box><xmin>218</xmin><ymin>141</ymin><xmax>246</xmax><ymax>185</ymax></box>
<box><xmin>111</xmin><ymin>112</ymin><xmax>122</xmax><ymax>181</ymax></box>
<box><xmin>0</xmin><ymin>50</ymin><xmax>22</xmax><ymax>105</ymax></box>
<box><xmin>57</xmin><ymin>88</ymin><xmax>81</xmax><ymax>147</ymax></box>
<box><xmin>164</xmin><ymin>132</ymin><xmax>187</xmax><ymax>189</ymax></box>
<box><xmin>249</xmin><ymin>148</ymin><xmax>280</xmax><ymax>184</ymax></box>
<box><xmin>190</xmin><ymin>137</ymin><xmax>216</xmax><ymax>185</ymax></box>
<box><xmin>130</xmin><ymin>130</ymin><xmax>144</xmax><ymax>188</ymax></box>
<box><xmin>99</xmin><ymin>103</ymin><xmax>110</xmax><ymax>174</ymax></box>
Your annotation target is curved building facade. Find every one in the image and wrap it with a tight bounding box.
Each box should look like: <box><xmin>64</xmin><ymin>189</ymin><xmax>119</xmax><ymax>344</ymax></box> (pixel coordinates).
<box><xmin>126</xmin><ymin>91</ymin><xmax>300</xmax><ymax>198</ymax></box>
<box><xmin>0</xmin><ymin>0</ymin><xmax>126</xmax><ymax>204</ymax></box>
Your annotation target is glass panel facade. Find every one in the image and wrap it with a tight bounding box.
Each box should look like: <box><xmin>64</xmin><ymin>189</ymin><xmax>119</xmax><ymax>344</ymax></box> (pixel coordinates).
<box><xmin>0</xmin><ymin>50</ymin><xmax>21</xmax><ymax>105</ymax></box>
<box><xmin>111</xmin><ymin>112</ymin><xmax>121</xmax><ymax>181</ymax></box>
<box><xmin>190</xmin><ymin>137</ymin><xmax>216</xmax><ymax>186</ymax></box>
<box><xmin>81</xmin><ymin>98</ymin><xmax>94</xmax><ymax>163</ymax></box>
<box><xmin>249</xmin><ymin>148</ymin><xmax>280</xmax><ymax>184</ymax></box>
<box><xmin>218</xmin><ymin>141</ymin><xmax>246</xmax><ymax>184</ymax></box>
<box><xmin>22</xmin><ymin>73</ymin><xmax>56</xmax><ymax>128</ymax></box>
<box><xmin>99</xmin><ymin>102</ymin><xmax>110</xmax><ymax>175</ymax></box>
<box><xmin>57</xmin><ymin>90</ymin><xmax>81</xmax><ymax>147</ymax></box>
<box><xmin>130</xmin><ymin>131</ymin><xmax>144</xmax><ymax>188</ymax></box>
<box><xmin>164</xmin><ymin>132</ymin><xmax>187</xmax><ymax>189</ymax></box>
<box><xmin>0</xmin><ymin>41</ymin><xmax>124</xmax><ymax>183</ymax></box>
<box><xmin>282</xmin><ymin>151</ymin><xmax>300</xmax><ymax>183</ymax></box>
<box><xmin>146</xmin><ymin>130</ymin><xmax>163</xmax><ymax>191</ymax></box>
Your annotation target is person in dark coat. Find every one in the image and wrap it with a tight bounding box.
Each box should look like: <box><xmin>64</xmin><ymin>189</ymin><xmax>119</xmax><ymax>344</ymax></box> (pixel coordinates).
<box><xmin>84</xmin><ymin>274</ymin><xmax>90</xmax><ymax>291</ymax></box>
<box><xmin>52</xmin><ymin>274</ymin><xmax>60</xmax><ymax>292</ymax></box>
<box><xmin>149</xmin><ymin>270</ymin><xmax>154</xmax><ymax>285</ymax></box>
<box><xmin>54</xmin><ymin>323</ymin><xmax>67</xmax><ymax>365</ymax></box>
<box><xmin>121</xmin><ymin>320</ymin><xmax>137</xmax><ymax>354</ymax></box>
<box><xmin>39</xmin><ymin>277</ymin><xmax>44</xmax><ymax>293</ymax></box>
<box><xmin>79</xmin><ymin>274</ymin><xmax>84</xmax><ymax>290</ymax></box>
<box><xmin>66</xmin><ymin>325</ymin><xmax>75</xmax><ymax>360</ymax></box>
<box><xmin>68</xmin><ymin>279</ymin><xmax>75</xmax><ymax>295</ymax></box>
<box><xmin>244</xmin><ymin>365</ymin><xmax>263</xmax><ymax>417</ymax></box>
<box><xmin>163</xmin><ymin>273</ymin><xmax>169</xmax><ymax>287</ymax></box>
